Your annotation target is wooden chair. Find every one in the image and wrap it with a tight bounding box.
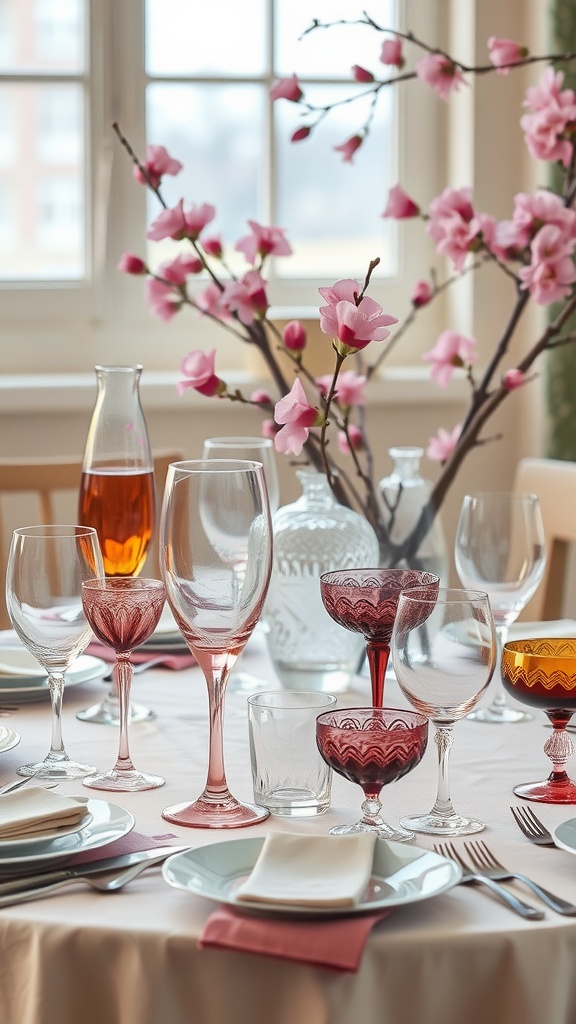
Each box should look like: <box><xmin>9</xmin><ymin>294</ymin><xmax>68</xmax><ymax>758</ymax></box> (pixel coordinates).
<box><xmin>513</xmin><ymin>457</ymin><xmax>576</xmax><ymax>621</ymax></box>
<box><xmin>0</xmin><ymin>450</ymin><xmax>184</xmax><ymax>629</ymax></box>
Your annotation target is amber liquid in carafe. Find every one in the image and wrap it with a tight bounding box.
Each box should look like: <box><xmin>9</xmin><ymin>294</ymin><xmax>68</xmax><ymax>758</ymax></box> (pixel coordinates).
<box><xmin>78</xmin><ymin>469</ymin><xmax>155</xmax><ymax>576</ymax></box>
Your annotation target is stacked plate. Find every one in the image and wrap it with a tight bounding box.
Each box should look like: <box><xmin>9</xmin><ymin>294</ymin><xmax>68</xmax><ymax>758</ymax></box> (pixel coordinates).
<box><xmin>0</xmin><ymin>798</ymin><xmax>135</xmax><ymax>869</ymax></box>
<box><xmin>0</xmin><ymin>649</ymin><xmax>108</xmax><ymax>703</ymax></box>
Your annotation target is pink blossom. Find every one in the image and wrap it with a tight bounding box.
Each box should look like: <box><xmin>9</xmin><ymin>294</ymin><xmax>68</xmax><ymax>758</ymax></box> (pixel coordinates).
<box><xmin>334</xmin><ymin>134</ymin><xmax>363</xmax><ymax>163</ymax></box>
<box><xmin>426</xmin><ymin>424</ymin><xmax>461</xmax><ymax>462</ymax></box>
<box><xmin>236</xmin><ymin>221</ymin><xmax>292</xmax><ymax>263</ymax></box>
<box><xmin>221</xmin><ymin>270</ymin><xmax>269</xmax><ymax>325</ymax></box>
<box><xmin>411</xmin><ymin>279</ymin><xmax>432</xmax><ymax>306</ymax></box>
<box><xmin>380</xmin><ymin>38</ymin><xmax>403</xmax><ymax>67</ymax></box>
<box><xmin>184</xmin><ymin>203</ymin><xmax>216</xmax><ymax>239</ymax></box>
<box><xmin>201</xmin><ymin>236</ymin><xmax>223</xmax><ymax>258</ymax></box>
<box><xmin>423</xmin><ymin>331</ymin><xmax>477</xmax><ymax>388</ymax></box>
<box><xmin>147</xmin><ymin>200</ymin><xmax>187</xmax><ymax>241</ymax></box>
<box><xmin>117</xmin><ymin>252</ymin><xmax>146</xmax><ymax>275</ymax></box>
<box><xmin>519</xmin><ymin>223</ymin><xmax>576</xmax><ymax>305</ymax></box>
<box><xmin>132</xmin><ymin>145</ymin><xmax>182</xmax><ymax>188</ymax></box>
<box><xmin>415</xmin><ymin>53</ymin><xmax>466</xmax><ymax>101</ymax></box>
<box><xmin>503</xmin><ymin>369</ymin><xmax>527</xmax><ymax>390</ymax></box>
<box><xmin>250</xmin><ymin>389</ymin><xmax>272</xmax><ymax>405</ymax></box>
<box><xmin>262</xmin><ymin>418</ymin><xmax>280</xmax><ymax>440</ymax></box>
<box><xmin>160</xmin><ymin>254</ymin><xmax>203</xmax><ymax>285</ymax></box>
<box><xmin>145</xmin><ymin>278</ymin><xmax>180</xmax><ymax>321</ymax></box>
<box><xmin>318</xmin><ymin>279</ymin><xmax>361</xmax><ymax>306</ymax></box>
<box><xmin>178</xmin><ymin>349</ymin><xmax>225</xmax><ymax>397</ymax></box>
<box><xmin>338</xmin><ymin>424</ymin><xmax>363</xmax><ymax>454</ymax></box>
<box><xmin>427</xmin><ymin>186</ymin><xmax>484</xmax><ymax>270</ymax></box>
<box><xmin>352</xmin><ymin>65</ymin><xmax>374</xmax><ymax>83</ymax></box>
<box><xmin>291</xmin><ymin>125</ymin><xmax>312</xmax><ymax>143</ymax></box>
<box><xmin>196</xmin><ymin>282</ymin><xmax>229</xmax><ymax>320</ymax></box>
<box><xmin>316</xmin><ymin>370</ymin><xmax>366</xmax><ymax>406</ymax></box>
<box><xmin>488</xmin><ymin>37</ymin><xmax>526</xmax><ymax>75</ymax></box>
<box><xmin>511</xmin><ymin>191</ymin><xmax>576</xmax><ymax>247</ymax></box>
<box><xmin>520</xmin><ymin>68</ymin><xmax>576</xmax><ymax>167</ymax></box>
<box><xmin>270</xmin><ymin>75</ymin><xmax>303</xmax><ymax>103</ymax></box>
<box><xmin>382</xmin><ymin>185</ymin><xmax>420</xmax><ymax>219</ymax></box>
<box><xmin>319</xmin><ymin>298</ymin><xmax>397</xmax><ymax>354</ymax></box>
<box><xmin>283</xmin><ymin>320</ymin><xmax>307</xmax><ymax>351</ymax></box>
<box><xmin>273</xmin><ymin>378</ymin><xmax>322</xmax><ymax>456</ymax></box>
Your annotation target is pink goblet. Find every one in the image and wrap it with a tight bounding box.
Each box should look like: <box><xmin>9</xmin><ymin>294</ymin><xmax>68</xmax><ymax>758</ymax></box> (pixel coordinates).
<box><xmin>81</xmin><ymin>577</ymin><xmax>166</xmax><ymax>791</ymax></box>
<box><xmin>316</xmin><ymin>707</ymin><xmax>428</xmax><ymax>842</ymax></box>
<box><xmin>320</xmin><ymin>569</ymin><xmax>440</xmax><ymax>706</ymax></box>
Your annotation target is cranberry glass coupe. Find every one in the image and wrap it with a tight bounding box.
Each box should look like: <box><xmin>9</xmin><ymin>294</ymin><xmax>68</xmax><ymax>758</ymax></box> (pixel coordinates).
<box><xmin>319</xmin><ymin>569</ymin><xmax>440</xmax><ymax>706</ymax></box>
<box><xmin>81</xmin><ymin>577</ymin><xmax>166</xmax><ymax>791</ymax></box>
<box><xmin>502</xmin><ymin>638</ymin><xmax>576</xmax><ymax>802</ymax></box>
<box><xmin>316</xmin><ymin>707</ymin><xmax>428</xmax><ymax>842</ymax></box>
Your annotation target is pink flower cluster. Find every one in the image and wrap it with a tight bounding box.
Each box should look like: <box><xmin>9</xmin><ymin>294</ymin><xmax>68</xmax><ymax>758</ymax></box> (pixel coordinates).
<box><xmin>521</xmin><ymin>68</ymin><xmax>576</xmax><ymax>168</ymax></box>
<box><xmin>318</xmin><ymin>279</ymin><xmax>397</xmax><ymax>355</ymax></box>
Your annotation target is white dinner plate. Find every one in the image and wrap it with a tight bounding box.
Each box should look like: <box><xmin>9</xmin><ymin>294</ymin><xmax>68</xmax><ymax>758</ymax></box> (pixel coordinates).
<box><xmin>0</xmin><ymin>798</ymin><xmax>134</xmax><ymax>867</ymax></box>
<box><xmin>0</xmin><ymin>655</ymin><xmax>108</xmax><ymax>702</ymax></box>
<box><xmin>162</xmin><ymin>837</ymin><xmax>462</xmax><ymax>917</ymax></box>
<box><xmin>0</xmin><ymin>728</ymin><xmax>21</xmax><ymax>755</ymax></box>
<box><xmin>553</xmin><ymin>817</ymin><xmax>576</xmax><ymax>855</ymax></box>
<box><xmin>0</xmin><ymin>810</ymin><xmax>94</xmax><ymax>847</ymax></box>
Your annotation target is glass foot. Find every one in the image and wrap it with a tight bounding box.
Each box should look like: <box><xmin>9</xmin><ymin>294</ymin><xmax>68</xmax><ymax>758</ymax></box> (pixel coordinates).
<box><xmin>162</xmin><ymin>794</ymin><xmax>269</xmax><ymax>828</ymax></box>
<box><xmin>329</xmin><ymin>819</ymin><xmax>415</xmax><ymax>843</ymax></box>
<box><xmin>76</xmin><ymin>699</ymin><xmax>155</xmax><ymax>725</ymax></box>
<box><xmin>467</xmin><ymin>702</ymin><xmax>532</xmax><ymax>724</ymax></box>
<box><xmin>400</xmin><ymin>811</ymin><xmax>485</xmax><ymax>836</ymax></box>
<box><xmin>18</xmin><ymin>757</ymin><xmax>97</xmax><ymax>780</ymax></box>
<box><xmin>83</xmin><ymin>768</ymin><xmax>164</xmax><ymax>792</ymax></box>
<box><xmin>514</xmin><ymin>778</ymin><xmax>576</xmax><ymax>803</ymax></box>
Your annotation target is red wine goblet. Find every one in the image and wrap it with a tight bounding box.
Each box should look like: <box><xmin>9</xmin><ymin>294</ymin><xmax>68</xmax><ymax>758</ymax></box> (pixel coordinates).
<box><xmin>81</xmin><ymin>577</ymin><xmax>166</xmax><ymax>791</ymax></box>
<box><xmin>320</xmin><ymin>569</ymin><xmax>440</xmax><ymax>707</ymax></box>
<box><xmin>316</xmin><ymin>707</ymin><xmax>428</xmax><ymax>842</ymax></box>
<box><xmin>502</xmin><ymin>638</ymin><xmax>576</xmax><ymax>802</ymax></box>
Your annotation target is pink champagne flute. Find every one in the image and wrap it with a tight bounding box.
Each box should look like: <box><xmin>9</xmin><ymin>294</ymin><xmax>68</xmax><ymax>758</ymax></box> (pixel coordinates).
<box><xmin>316</xmin><ymin>707</ymin><xmax>428</xmax><ymax>842</ymax></box>
<box><xmin>320</xmin><ymin>569</ymin><xmax>440</xmax><ymax>707</ymax></box>
<box><xmin>81</xmin><ymin>577</ymin><xmax>166</xmax><ymax>791</ymax></box>
<box><xmin>159</xmin><ymin>459</ymin><xmax>273</xmax><ymax>828</ymax></box>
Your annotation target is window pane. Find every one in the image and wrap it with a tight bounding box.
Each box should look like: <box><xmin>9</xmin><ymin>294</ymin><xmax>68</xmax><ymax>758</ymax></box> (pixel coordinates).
<box><xmin>146</xmin><ymin>0</ymin><xmax>267</xmax><ymax>77</ymax></box>
<box><xmin>275</xmin><ymin>0</ymin><xmax>396</xmax><ymax>78</ymax></box>
<box><xmin>0</xmin><ymin>0</ymin><xmax>84</xmax><ymax>73</ymax></box>
<box><xmin>146</xmin><ymin>82</ymin><xmax>265</xmax><ymax>269</ymax></box>
<box><xmin>0</xmin><ymin>82</ymin><xmax>85</xmax><ymax>279</ymax></box>
<box><xmin>275</xmin><ymin>84</ymin><xmax>396</xmax><ymax>279</ymax></box>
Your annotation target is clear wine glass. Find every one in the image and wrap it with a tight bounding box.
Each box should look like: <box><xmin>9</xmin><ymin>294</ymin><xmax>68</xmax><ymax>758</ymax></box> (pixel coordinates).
<box><xmin>77</xmin><ymin>365</ymin><xmax>156</xmax><ymax>726</ymax></box>
<box><xmin>159</xmin><ymin>458</ymin><xmax>273</xmax><ymax>828</ymax></box>
<box><xmin>202</xmin><ymin>436</ymin><xmax>279</xmax><ymax>695</ymax></box>
<box><xmin>392</xmin><ymin>587</ymin><xmax>497</xmax><ymax>836</ymax></box>
<box><xmin>81</xmin><ymin>578</ymin><xmax>166</xmax><ymax>791</ymax></box>
<box><xmin>316</xmin><ymin>707</ymin><xmax>429</xmax><ymax>842</ymax></box>
<box><xmin>6</xmin><ymin>525</ymin><xmax>105</xmax><ymax>779</ymax></box>
<box><xmin>455</xmin><ymin>492</ymin><xmax>546</xmax><ymax>724</ymax></box>
<box><xmin>319</xmin><ymin>568</ymin><xmax>440</xmax><ymax>707</ymax></box>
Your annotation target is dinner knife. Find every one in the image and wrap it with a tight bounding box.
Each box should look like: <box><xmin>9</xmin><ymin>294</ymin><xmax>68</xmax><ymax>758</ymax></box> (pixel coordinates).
<box><xmin>0</xmin><ymin>844</ymin><xmax>188</xmax><ymax>896</ymax></box>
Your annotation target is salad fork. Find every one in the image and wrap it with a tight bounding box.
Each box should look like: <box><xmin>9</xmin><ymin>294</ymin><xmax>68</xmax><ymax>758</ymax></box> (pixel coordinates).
<box><xmin>510</xmin><ymin>805</ymin><xmax>555</xmax><ymax>847</ymax></box>
<box><xmin>433</xmin><ymin>842</ymin><xmax>543</xmax><ymax>920</ymax></box>
<box><xmin>464</xmin><ymin>840</ymin><xmax>576</xmax><ymax>915</ymax></box>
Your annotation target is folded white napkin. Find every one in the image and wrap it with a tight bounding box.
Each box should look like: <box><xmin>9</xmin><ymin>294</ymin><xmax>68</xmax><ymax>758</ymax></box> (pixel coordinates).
<box><xmin>235</xmin><ymin>832</ymin><xmax>377</xmax><ymax>908</ymax></box>
<box><xmin>0</xmin><ymin>788</ymin><xmax>88</xmax><ymax>840</ymax></box>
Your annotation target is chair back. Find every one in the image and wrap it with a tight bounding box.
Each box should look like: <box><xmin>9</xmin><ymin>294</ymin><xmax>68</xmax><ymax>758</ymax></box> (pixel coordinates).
<box><xmin>513</xmin><ymin>457</ymin><xmax>576</xmax><ymax>620</ymax></box>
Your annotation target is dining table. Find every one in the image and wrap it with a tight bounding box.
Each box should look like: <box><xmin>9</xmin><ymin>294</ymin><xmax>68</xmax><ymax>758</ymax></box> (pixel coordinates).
<box><xmin>1</xmin><ymin>621</ymin><xmax>576</xmax><ymax>1024</ymax></box>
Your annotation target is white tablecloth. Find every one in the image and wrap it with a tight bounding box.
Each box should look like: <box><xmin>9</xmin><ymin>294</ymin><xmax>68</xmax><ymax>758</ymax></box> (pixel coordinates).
<box><xmin>1</xmin><ymin>623</ymin><xmax>576</xmax><ymax>1024</ymax></box>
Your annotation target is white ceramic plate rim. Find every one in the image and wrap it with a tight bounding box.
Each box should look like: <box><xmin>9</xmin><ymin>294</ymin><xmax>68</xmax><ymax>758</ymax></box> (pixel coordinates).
<box><xmin>0</xmin><ymin>728</ymin><xmax>20</xmax><ymax>754</ymax></box>
<box><xmin>162</xmin><ymin>837</ymin><xmax>462</xmax><ymax>918</ymax></box>
<box><xmin>0</xmin><ymin>799</ymin><xmax>134</xmax><ymax>865</ymax></box>
<box><xmin>553</xmin><ymin>817</ymin><xmax>576</xmax><ymax>855</ymax></box>
<box><xmin>0</xmin><ymin>656</ymin><xmax>108</xmax><ymax>695</ymax></box>
<box><xmin>0</xmin><ymin>810</ymin><xmax>94</xmax><ymax>847</ymax></box>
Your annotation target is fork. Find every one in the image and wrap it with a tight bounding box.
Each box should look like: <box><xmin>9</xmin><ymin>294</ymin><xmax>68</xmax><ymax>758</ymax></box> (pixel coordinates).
<box><xmin>434</xmin><ymin>842</ymin><xmax>544</xmax><ymax>920</ymax></box>
<box><xmin>464</xmin><ymin>840</ymin><xmax>576</xmax><ymax>916</ymax></box>
<box><xmin>510</xmin><ymin>805</ymin><xmax>555</xmax><ymax>847</ymax></box>
<box><xmin>0</xmin><ymin>856</ymin><xmax>165</xmax><ymax>907</ymax></box>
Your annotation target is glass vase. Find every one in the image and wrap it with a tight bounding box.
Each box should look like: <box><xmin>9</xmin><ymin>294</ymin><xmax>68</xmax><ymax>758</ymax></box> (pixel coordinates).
<box><xmin>263</xmin><ymin>470</ymin><xmax>379</xmax><ymax>693</ymax></box>
<box><xmin>379</xmin><ymin>446</ymin><xmax>448</xmax><ymax>582</ymax></box>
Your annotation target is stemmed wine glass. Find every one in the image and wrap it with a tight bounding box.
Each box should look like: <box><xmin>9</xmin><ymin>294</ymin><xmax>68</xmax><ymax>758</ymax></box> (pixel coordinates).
<box><xmin>316</xmin><ymin>707</ymin><xmax>428</xmax><ymax>842</ymax></box>
<box><xmin>159</xmin><ymin>459</ymin><xmax>273</xmax><ymax>827</ymax></box>
<box><xmin>319</xmin><ymin>569</ymin><xmax>440</xmax><ymax>707</ymax></box>
<box><xmin>455</xmin><ymin>492</ymin><xmax>546</xmax><ymax>723</ymax></box>
<box><xmin>502</xmin><ymin>637</ymin><xmax>576</xmax><ymax>802</ymax></box>
<box><xmin>77</xmin><ymin>365</ymin><xmax>156</xmax><ymax>726</ymax></box>
<box><xmin>392</xmin><ymin>587</ymin><xmax>497</xmax><ymax>835</ymax></box>
<box><xmin>81</xmin><ymin>578</ymin><xmax>166</xmax><ymax>791</ymax></box>
<box><xmin>202</xmin><ymin>436</ymin><xmax>279</xmax><ymax>694</ymax></box>
<box><xmin>6</xmin><ymin>525</ymin><xmax>105</xmax><ymax>778</ymax></box>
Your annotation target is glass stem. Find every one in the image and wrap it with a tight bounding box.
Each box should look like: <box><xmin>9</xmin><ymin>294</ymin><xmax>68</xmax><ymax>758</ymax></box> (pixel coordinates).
<box><xmin>490</xmin><ymin>624</ymin><xmax>510</xmax><ymax>709</ymax></box>
<box><xmin>203</xmin><ymin>657</ymin><xmax>231</xmax><ymax>802</ymax></box>
<box><xmin>430</xmin><ymin>725</ymin><xmax>456</xmax><ymax>820</ymax></box>
<box><xmin>114</xmin><ymin>657</ymin><xmax>134</xmax><ymax>772</ymax></box>
<box><xmin>47</xmin><ymin>672</ymin><xmax>67</xmax><ymax>761</ymax></box>
<box><xmin>366</xmin><ymin>642</ymin><xmax>390</xmax><ymax>708</ymax></box>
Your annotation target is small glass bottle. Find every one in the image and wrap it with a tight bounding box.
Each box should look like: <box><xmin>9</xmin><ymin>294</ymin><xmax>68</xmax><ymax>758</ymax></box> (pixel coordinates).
<box><xmin>379</xmin><ymin>446</ymin><xmax>448</xmax><ymax>582</ymax></box>
<box><xmin>263</xmin><ymin>470</ymin><xmax>379</xmax><ymax>693</ymax></box>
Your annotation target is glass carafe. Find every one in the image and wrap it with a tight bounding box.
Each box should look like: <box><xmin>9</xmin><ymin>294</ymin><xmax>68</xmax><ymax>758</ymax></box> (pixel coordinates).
<box><xmin>379</xmin><ymin>446</ymin><xmax>448</xmax><ymax>582</ymax></box>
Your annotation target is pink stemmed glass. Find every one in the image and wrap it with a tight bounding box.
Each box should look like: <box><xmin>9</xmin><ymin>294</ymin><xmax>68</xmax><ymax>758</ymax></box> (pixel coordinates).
<box><xmin>316</xmin><ymin>707</ymin><xmax>428</xmax><ymax>842</ymax></box>
<box><xmin>320</xmin><ymin>569</ymin><xmax>440</xmax><ymax>707</ymax></box>
<box><xmin>159</xmin><ymin>459</ymin><xmax>273</xmax><ymax>828</ymax></box>
<box><xmin>81</xmin><ymin>577</ymin><xmax>166</xmax><ymax>791</ymax></box>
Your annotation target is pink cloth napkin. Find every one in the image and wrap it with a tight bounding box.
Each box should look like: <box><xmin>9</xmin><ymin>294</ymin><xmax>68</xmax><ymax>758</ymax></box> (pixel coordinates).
<box><xmin>199</xmin><ymin>905</ymin><xmax>392</xmax><ymax>972</ymax></box>
<box><xmin>60</xmin><ymin>830</ymin><xmax>180</xmax><ymax>867</ymax></box>
<box><xmin>85</xmin><ymin>641</ymin><xmax>196</xmax><ymax>670</ymax></box>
